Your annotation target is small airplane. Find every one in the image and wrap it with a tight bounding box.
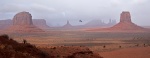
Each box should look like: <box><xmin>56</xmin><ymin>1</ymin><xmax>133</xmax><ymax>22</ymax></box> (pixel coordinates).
<box><xmin>79</xmin><ymin>20</ymin><xmax>82</xmax><ymax>22</ymax></box>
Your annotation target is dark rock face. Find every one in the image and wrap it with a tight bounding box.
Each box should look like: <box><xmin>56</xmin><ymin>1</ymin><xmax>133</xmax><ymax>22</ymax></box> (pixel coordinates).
<box><xmin>13</xmin><ymin>11</ymin><xmax>33</xmax><ymax>26</ymax></box>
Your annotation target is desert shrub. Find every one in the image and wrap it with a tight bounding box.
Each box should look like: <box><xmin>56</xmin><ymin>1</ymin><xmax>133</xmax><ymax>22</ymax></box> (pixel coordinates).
<box><xmin>68</xmin><ymin>51</ymin><xmax>102</xmax><ymax>58</ymax></box>
<box><xmin>23</xmin><ymin>39</ymin><xmax>27</xmax><ymax>44</ymax></box>
<box><xmin>135</xmin><ymin>44</ymin><xmax>139</xmax><ymax>47</ymax></box>
<box><xmin>144</xmin><ymin>44</ymin><xmax>146</xmax><ymax>47</ymax></box>
<box><xmin>57</xmin><ymin>55</ymin><xmax>60</xmax><ymax>57</ymax></box>
<box><xmin>119</xmin><ymin>46</ymin><xmax>121</xmax><ymax>48</ymax></box>
<box><xmin>103</xmin><ymin>45</ymin><xmax>106</xmax><ymax>48</ymax></box>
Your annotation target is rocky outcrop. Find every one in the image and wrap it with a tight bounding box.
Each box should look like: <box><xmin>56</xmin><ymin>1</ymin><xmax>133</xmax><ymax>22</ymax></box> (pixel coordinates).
<box><xmin>7</xmin><ymin>11</ymin><xmax>43</xmax><ymax>32</ymax></box>
<box><xmin>33</xmin><ymin>19</ymin><xmax>50</xmax><ymax>29</ymax></box>
<box><xmin>87</xmin><ymin>11</ymin><xmax>148</xmax><ymax>32</ymax></box>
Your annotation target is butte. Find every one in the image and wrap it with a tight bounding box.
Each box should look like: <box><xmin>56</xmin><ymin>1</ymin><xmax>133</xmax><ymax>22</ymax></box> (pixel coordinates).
<box><xmin>88</xmin><ymin>11</ymin><xmax>148</xmax><ymax>32</ymax></box>
<box><xmin>6</xmin><ymin>11</ymin><xmax>44</xmax><ymax>32</ymax></box>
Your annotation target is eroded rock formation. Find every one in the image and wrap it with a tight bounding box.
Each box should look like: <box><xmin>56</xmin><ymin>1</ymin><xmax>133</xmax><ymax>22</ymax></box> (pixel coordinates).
<box><xmin>63</xmin><ymin>20</ymin><xmax>72</xmax><ymax>28</ymax></box>
<box><xmin>7</xmin><ymin>11</ymin><xmax>43</xmax><ymax>32</ymax></box>
<box><xmin>111</xmin><ymin>11</ymin><xmax>145</xmax><ymax>30</ymax></box>
<box><xmin>13</xmin><ymin>12</ymin><xmax>33</xmax><ymax>26</ymax></box>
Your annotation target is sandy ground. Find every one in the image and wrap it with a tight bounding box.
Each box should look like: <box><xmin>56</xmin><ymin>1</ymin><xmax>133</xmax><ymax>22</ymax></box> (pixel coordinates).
<box><xmin>1</xmin><ymin>31</ymin><xmax>150</xmax><ymax>58</ymax></box>
<box><xmin>99</xmin><ymin>47</ymin><xmax>150</xmax><ymax>58</ymax></box>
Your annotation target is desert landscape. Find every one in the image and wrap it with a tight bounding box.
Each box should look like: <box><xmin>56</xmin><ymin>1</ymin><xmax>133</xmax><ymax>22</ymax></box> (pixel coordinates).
<box><xmin>1</xmin><ymin>0</ymin><xmax>150</xmax><ymax>58</ymax></box>
<box><xmin>1</xmin><ymin>29</ymin><xmax>150</xmax><ymax>58</ymax></box>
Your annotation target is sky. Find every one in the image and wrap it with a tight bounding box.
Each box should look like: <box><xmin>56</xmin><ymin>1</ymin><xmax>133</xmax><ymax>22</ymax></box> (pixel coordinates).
<box><xmin>0</xmin><ymin>0</ymin><xmax>150</xmax><ymax>26</ymax></box>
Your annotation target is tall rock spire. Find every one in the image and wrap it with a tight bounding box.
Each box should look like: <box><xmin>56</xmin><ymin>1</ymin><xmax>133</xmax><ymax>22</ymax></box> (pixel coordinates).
<box><xmin>67</xmin><ymin>20</ymin><xmax>70</xmax><ymax>25</ymax></box>
<box><xmin>63</xmin><ymin>20</ymin><xmax>72</xmax><ymax>28</ymax></box>
<box><xmin>120</xmin><ymin>11</ymin><xmax>131</xmax><ymax>22</ymax></box>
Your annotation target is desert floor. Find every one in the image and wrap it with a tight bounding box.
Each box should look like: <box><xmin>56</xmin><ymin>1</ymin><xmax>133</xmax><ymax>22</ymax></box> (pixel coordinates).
<box><xmin>1</xmin><ymin>30</ymin><xmax>150</xmax><ymax>58</ymax></box>
<box><xmin>99</xmin><ymin>46</ymin><xmax>150</xmax><ymax>58</ymax></box>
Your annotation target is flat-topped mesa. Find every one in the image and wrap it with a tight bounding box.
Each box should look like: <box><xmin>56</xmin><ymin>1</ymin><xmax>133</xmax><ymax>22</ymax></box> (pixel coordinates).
<box><xmin>120</xmin><ymin>11</ymin><xmax>132</xmax><ymax>23</ymax></box>
<box><xmin>6</xmin><ymin>11</ymin><xmax>44</xmax><ymax>32</ymax></box>
<box><xmin>13</xmin><ymin>11</ymin><xmax>33</xmax><ymax>26</ymax></box>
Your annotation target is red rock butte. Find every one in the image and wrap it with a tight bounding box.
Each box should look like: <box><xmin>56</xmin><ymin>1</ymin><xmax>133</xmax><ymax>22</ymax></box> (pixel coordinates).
<box><xmin>6</xmin><ymin>11</ymin><xmax>44</xmax><ymax>32</ymax></box>
<box><xmin>13</xmin><ymin>12</ymin><xmax>33</xmax><ymax>26</ymax></box>
<box><xmin>88</xmin><ymin>11</ymin><xmax>148</xmax><ymax>32</ymax></box>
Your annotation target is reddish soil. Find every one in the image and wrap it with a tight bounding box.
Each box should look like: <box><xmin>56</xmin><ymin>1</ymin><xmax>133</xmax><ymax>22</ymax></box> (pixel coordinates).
<box><xmin>40</xmin><ymin>46</ymin><xmax>102</xmax><ymax>58</ymax></box>
<box><xmin>99</xmin><ymin>47</ymin><xmax>150</xmax><ymax>58</ymax></box>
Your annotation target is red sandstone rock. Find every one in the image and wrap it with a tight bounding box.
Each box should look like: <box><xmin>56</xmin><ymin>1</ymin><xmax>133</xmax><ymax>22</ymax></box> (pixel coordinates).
<box><xmin>6</xmin><ymin>11</ymin><xmax>44</xmax><ymax>32</ymax></box>
<box><xmin>13</xmin><ymin>12</ymin><xmax>33</xmax><ymax>26</ymax></box>
<box><xmin>120</xmin><ymin>11</ymin><xmax>131</xmax><ymax>23</ymax></box>
<box><xmin>110</xmin><ymin>11</ymin><xmax>145</xmax><ymax>30</ymax></box>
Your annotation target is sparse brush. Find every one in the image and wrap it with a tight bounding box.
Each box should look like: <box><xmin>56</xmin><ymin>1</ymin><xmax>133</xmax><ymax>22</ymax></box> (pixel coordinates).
<box><xmin>103</xmin><ymin>45</ymin><xmax>106</xmax><ymax>48</ymax></box>
<box><xmin>0</xmin><ymin>34</ymin><xmax>9</xmax><ymax>39</ymax></box>
<box><xmin>119</xmin><ymin>46</ymin><xmax>122</xmax><ymax>48</ymax></box>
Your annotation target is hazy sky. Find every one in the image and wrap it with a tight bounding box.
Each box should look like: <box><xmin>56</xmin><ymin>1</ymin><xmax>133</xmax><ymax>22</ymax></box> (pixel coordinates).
<box><xmin>0</xmin><ymin>0</ymin><xmax>150</xmax><ymax>26</ymax></box>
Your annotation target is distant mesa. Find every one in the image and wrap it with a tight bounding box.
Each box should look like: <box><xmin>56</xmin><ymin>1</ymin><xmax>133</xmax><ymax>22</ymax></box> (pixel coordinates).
<box><xmin>83</xmin><ymin>19</ymin><xmax>116</xmax><ymax>28</ymax></box>
<box><xmin>88</xmin><ymin>11</ymin><xmax>148</xmax><ymax>32</ymax></box>
<box><xmin>63</xmin><ymin>20</ymin><xmax>73</xmax><ymax>28</ymax></box>
<box><xmin>0</xmin><ymin>19</ymin><xmax>12</xmax><ymax>30</ymax></box>
<box><xmin>0</xmin><ymin>19</ymin><xmax>50</xmax><ymax>30</ymax></box>
<box><xmin>7</xmin><ymin>11</ymin><xmax>44</xmax><ymax>32</ymax></box>
<box><xmin>33</xmin><ymin>19</ymin><xmax>50</xmax><ymax>29</ymax></box>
